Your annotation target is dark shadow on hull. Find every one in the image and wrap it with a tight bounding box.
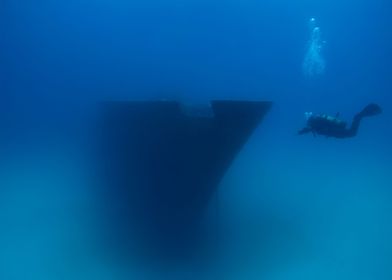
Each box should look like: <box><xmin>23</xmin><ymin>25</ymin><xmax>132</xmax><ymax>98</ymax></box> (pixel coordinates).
<box><xmin>99</xmin><ymin>100</ymin><xmax>272</xmax><ymax>260</ymax></box>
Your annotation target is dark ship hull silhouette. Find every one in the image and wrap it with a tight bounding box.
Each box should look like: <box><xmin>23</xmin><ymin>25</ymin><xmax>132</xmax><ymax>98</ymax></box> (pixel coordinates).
<box><xmin>100</xmin><ymin>100</ymin><xmax>272</xmax><ymax>259</ymax></box>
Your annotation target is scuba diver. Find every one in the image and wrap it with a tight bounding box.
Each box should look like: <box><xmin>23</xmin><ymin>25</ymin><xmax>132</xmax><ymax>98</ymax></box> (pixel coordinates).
<box><xmin>298</xmin><ymin>103</ymin><xmax>382</xmax><ymax>138</ymax></box>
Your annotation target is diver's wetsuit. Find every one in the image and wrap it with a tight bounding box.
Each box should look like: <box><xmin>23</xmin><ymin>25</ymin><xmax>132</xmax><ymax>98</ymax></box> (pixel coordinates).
<box><xmin>298</xmin><ymin>103</ymin><xmax>382</xmax><ymax>138</ymax></box>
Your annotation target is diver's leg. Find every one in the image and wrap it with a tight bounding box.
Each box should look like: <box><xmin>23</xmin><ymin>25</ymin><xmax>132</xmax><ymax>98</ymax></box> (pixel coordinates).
<box><xmin>346</xmin><ymin>103</ymin><xmax>382</xmax><ymax>137</ymax></box>
<box><xmin>346</xmin><ymin>114</ymin><xmax>362</xmax><ymax>137</ymax></box>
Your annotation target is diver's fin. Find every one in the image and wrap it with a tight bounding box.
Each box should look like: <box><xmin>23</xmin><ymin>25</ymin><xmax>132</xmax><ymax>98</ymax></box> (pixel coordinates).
<box><xmin>359</xmin><ymin>103</ymin><xmax>382</xmax><ymax>117</ymax></box>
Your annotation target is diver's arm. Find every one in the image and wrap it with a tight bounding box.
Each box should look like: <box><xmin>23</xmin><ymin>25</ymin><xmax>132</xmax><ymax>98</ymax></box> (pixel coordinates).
<box><xmin>298</xmin><ymin>127</ymin><xmax>312</xmax><ymax>135</ymax></box>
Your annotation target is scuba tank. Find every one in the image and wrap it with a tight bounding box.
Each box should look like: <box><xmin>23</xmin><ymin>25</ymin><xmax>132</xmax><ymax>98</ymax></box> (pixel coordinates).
<box><xmin>319</xmin><ymin>113</ymin><xmax>347</xmax><ymax>128</ymax></box>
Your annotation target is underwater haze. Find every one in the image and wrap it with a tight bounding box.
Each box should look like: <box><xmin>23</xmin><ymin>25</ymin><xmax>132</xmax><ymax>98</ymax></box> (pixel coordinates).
<box><xmin>1</xmin><ymin>0</ymin><xmax>392</xmax><ymax>279</ymax></box>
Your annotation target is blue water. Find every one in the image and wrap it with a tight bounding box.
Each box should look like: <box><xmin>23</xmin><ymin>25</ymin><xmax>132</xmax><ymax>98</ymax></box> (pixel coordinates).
<box><xmin>1</xmin><ymin>0</ymin><xmax>391</xmax><ymax>279</ymax></box>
